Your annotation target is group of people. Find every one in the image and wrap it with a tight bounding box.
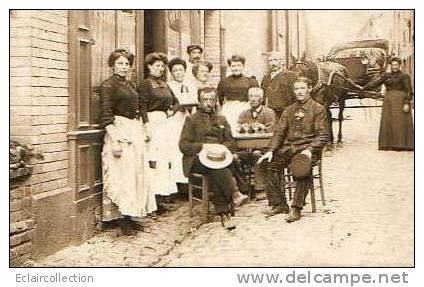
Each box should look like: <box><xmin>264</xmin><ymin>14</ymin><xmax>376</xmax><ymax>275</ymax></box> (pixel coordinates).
<box><xmin>100</xmin><ymin>44</ymin><xmax>414</xmax><ymax>235</ymax></box>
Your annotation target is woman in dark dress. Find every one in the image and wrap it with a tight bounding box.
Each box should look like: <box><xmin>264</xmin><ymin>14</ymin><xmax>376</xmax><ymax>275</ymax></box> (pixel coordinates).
<box><xmin>138</xmin><ymin>52</ymin><xmax>181</xmax><ymax>197</ymax></box>
<box><xmin>100</xmin><ymin>49</ymin><xmax>156</xmax><ymax>236</ymax></box>
<box><xmin>364</xmin><ymin>57</ymin><xmax>414</xmax><ymax>151</ymax></box>
<box><xmin>217</xmin><ymin>55</ymin><xmax>259</xmax><ymax>130</ymax></box>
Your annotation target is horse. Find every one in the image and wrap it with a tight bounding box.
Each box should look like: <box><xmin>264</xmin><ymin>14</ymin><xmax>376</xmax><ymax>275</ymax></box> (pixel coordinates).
<box><xmin>289</xmin><ymin>53</ymin><xmax>365</xmax><ymax>149</ymax></box>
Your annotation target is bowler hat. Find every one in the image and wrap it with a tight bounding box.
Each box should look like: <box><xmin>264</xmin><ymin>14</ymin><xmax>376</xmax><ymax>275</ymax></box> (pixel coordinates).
<box><xmin>199</xmin><ymin>144</ymin><xmax>233</xmax><ymax>169</ymax></box>
<box><xmin>289</xmin><ymin>153</ymin><xmax>312</xmax><ymax>178</ymax></box>
<box><xmin>187</xmin><ymin>44</ymin><xmax>203</xmax><ymax>54</ymax></box>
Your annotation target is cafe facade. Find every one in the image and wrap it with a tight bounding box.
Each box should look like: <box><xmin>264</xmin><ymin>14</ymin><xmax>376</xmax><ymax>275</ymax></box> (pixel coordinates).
<box><xmin>10</xmin><ymin>9</ymin><xmax>306</xmax><ymax>266</ymax></box>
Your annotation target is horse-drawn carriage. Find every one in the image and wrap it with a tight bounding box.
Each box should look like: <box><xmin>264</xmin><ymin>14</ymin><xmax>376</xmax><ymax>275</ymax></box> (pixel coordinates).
<box><xmin>326</xmin><ymin>38</ymin><xmax>390</xmax><ymax>88</ymax></box>
<box><xmin>290</xmin><ymin>38</ymin><xmax>390</xmax><ymax>148</ymax></box>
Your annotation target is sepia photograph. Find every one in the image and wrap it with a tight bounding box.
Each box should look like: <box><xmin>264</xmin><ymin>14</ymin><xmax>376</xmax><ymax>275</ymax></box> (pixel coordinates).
<box><xmin>9</xmin><ymin>9</ymin><xmax>414</xmax><ymax>269</ymax></box>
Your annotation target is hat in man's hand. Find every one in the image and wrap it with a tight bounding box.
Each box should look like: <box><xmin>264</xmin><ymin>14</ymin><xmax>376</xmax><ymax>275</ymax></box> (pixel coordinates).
<box><xmin>290</xmin><ymin>153</ymin><xmax>312</xmax><ymax>178</ymax></box>
<box><xmin>199</xmin><ymin>144</ymin><xmax>233</xmax><ymax>169</ymax></box>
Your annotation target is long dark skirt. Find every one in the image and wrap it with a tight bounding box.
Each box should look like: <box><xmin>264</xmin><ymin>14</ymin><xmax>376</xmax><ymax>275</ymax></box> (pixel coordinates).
<box><xmin>379</xmin><ymin>90</ymin><xmax>414</xmax><ymax>150</ymax></box>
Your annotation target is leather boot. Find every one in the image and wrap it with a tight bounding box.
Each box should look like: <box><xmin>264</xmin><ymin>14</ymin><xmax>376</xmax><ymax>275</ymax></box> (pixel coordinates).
<box><xmin>263</xmin><ymin>203</ymin><xmax>290</xmax><ymax>217</ymax></box>
<box><xmin>233</xmin><ymin>191</ymin><xmax>248</xmax><ymax>207</ymax></box>
<box><xmin>120</xmin><ymin>218</ymin><xmax>138</xmax><ymax>236</ymax></box>
<box><xmin>220</xmin><ymin>214</ymin><xmax>236</xmax><ymax>230</ymax></box>
<box><xmin>286</xmin><ymin>207</ymin><xmax>301</xmax><ymax>222</ymax></box>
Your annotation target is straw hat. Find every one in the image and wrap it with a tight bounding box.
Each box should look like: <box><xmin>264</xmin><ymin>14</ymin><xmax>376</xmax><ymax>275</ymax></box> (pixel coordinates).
<box><xmin>199</xmin><ymin>144</ymin><xmax>233</xmax><ymax>169</ymax></box>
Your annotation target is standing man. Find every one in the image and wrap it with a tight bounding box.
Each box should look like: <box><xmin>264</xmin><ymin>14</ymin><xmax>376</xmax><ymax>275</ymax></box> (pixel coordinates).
<box><xmin>185</xmin><ymin>44</ymin><xmax>204</xmax><ymax>83</ymax></box>
<box><xmin>258</xmin><ymin>77</ymin><xmax>329</xmax><ymax>222</ymax></box>
<box><xmin>261</xmin><ymin>52</ymin><xmax>298</xmax><ymax>119</ymax></box>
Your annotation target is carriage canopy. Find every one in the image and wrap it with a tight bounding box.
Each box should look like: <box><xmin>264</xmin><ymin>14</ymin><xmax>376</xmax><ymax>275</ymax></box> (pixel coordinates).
<box><xmin>325</xmin><ymin>39</ymin><xmax>390</xmax><ymax>85</ymax></box>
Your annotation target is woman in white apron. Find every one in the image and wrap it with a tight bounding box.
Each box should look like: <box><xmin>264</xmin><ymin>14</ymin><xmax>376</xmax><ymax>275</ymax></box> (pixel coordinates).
<box><xmin>138</xmin><ymin>53</ymin><xmax>181</xmax><ymax>199</ymax></box>
<box><xmin>167</xmin><ymin>57</ymin><xmax>199</xmax><ymax>185</ymax></box>
<box><xmin>100</xmin><ymin>49</ymin><xmax>156</xmax><ymax>235</ymax></box>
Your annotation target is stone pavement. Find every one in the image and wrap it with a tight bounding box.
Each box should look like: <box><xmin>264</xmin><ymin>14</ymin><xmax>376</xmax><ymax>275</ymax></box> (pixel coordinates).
<box><xmin>156</xmin><ymin>105</ymin><xmax>414</xmax><ymax>267</ymax></box>
<box><xmin>36</xmin><ymin>197</ymin><xmax>200</xmax><ymax>267</ymax></box>
<box><xmin>156</xmin><ymin>142</ymin><xmax>413</xmax><ymax>267</ymax></box>
<box><xmin>36</xmin><ymin>104</ymin><xmax>414</xmax><ymax>267</ymax></box>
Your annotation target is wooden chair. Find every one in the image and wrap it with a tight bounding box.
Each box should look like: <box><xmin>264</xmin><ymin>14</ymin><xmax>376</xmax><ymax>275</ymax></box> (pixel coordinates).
<box><xmin>239</xmin><ymin>160</ymin><xmax>255</xmax><ymax>201</ymax></box>
<box><xmin>188</xmin><ymin>173</ymin><xmax>236</xmax><ymax>224</ymax></box>
<box><xmin>282</xmin><ymin>152</ymin><xmax>326</xmax><ymax>213</ymax></box>
<box><xmin>188</xmin><ymin>173</ymin><xmax>210</xmax><ymax>223</ymax></box>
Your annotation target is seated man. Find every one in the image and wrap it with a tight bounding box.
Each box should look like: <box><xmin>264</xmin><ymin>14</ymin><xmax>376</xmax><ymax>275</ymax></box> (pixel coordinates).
<box><xmin>179</xmin><ymin>86</ymin><xmax>241</xmax><ymax>230</ymax></box>
<box><xmin>258</xmin><ymin>77</ymin><xmax>329</xmax><ymax>222</ymax></box>
<box><xmin>235</xmin><ymin>87</ymin><xmax>277</xmax><ymax>188</ymax></box>
<box><xmin>237</xmin><ymin>87</ymin><xmax>277</xmax><ymax>133</ymax></box>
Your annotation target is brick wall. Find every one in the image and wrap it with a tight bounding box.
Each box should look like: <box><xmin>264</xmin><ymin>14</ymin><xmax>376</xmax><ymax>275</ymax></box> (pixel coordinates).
<box><xmin>200</xmin><ymin>10</ymin><xmax>205</xmax><ymax>49</ymax></box>
<box><xmin>10</xmin><ymin>10</ymin><xmax>70</xmax><ymax>266</ymax></box>
<box><xmin>204</xmin><ymin>11</ymin><xmax>221</xmax><ymax>86</ymax></box>
<box><xmin>10</xmin><ymin>178</ymin><xmax>34</xmax><ymax>266</ymax></box>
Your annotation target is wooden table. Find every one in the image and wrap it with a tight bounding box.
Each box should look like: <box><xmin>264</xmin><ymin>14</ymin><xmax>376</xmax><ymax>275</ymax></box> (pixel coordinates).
<box><xmin>233</xmin><ymin>132</ymin><xmax>273</xmax><ymax>192</ymax></box>
<box><xmin>233</xmin><ymin>132</ymin><xmax>273</xmax><ymax>149</ymax></box>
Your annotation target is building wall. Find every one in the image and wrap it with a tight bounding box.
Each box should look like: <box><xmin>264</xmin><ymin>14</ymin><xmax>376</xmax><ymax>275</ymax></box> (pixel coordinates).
<box><xmin>10</xmin><ymin>9</ymin><xmax>208</xmax><ymax>265</ymax></box>
<box><xmin>305</xmin><ymin>10</ymin><xmax>372</xmax><ymax>59</ymax></box>
<box><xmin>204</xmin><ymin>11</ymin><xmax>222</xmax><ymax>86</ymax></box>
<box><xmin>222</xmin><ymin>10</ymin><xmax>307</xmax><ymax>81</ymax></box>
<box><xmin>10</xmin><ymin>10</ymin><xmax>72</xmax><ymax>265</ymax></box>
<box><xmin>10</xmin><ymin>177</ymin><xmax>33</xmax><ymax>266</ymax></box>
<box><xmin>223</xmin><ymin>10</ymin><xmax>269</xmax><ymax>81</ymax></box>
<box><xmin>275</xmin><ymin>10</ymin><xmax>308</xmax><ymax>65</ymax></box>
<box><xmin>353</xmin><ymin>10</ymin><xmax>414</xmax><ymax>77</ymax></box>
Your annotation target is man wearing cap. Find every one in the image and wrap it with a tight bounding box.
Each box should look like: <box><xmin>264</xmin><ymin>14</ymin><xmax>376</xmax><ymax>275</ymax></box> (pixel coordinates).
<box><xmin>179</xmin><ymin>86</ymin><xmax>240</xmax><ymax>230</ymax></box>
<box><xmin>186</xmin><ymin>44</ymin><xmax>204</xmax><ymax>84</ymax></box>
<box><xmin>261</xmin><ymin>52</ymin><xmax>298</xmax><ymax>119</ymax></box>
<box><xmin>258</xmin><ymin>77</ymin><xmax>329</xmax><ymax>222</ymax></box>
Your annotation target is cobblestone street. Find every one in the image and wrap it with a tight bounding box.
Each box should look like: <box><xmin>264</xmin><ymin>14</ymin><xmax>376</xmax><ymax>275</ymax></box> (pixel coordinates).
<box><xmin>37</xmin><ymin>104</ymin><xmax>414</xmax><ymax>267</ymax></box>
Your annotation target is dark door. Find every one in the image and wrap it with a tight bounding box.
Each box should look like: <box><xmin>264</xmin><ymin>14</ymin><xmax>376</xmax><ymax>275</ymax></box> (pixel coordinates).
<box><xmin>68</xmin><ymin>10</ymin><xmax>143</xmax><ymax>241</ymax></box>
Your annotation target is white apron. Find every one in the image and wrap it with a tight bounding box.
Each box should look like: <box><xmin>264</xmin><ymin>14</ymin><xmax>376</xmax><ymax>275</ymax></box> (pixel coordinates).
<box><xmin>102</xmin><ymin>116</ymin><xmax>157</xmax><ymax>221</ymax></box>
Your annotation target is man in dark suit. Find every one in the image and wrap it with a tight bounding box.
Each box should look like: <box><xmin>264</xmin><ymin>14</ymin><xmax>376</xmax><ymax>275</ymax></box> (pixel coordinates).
<box><xmin>179</xmin><ymin>86</ymin><xmax>239</xmax><ymax>229</ymax></box>
<box><xmin>258</xmin><ymin>77</ymin><xmax>329</xmax><ymax>222</ymax></box>
<box><xmin>261</xmin><ymin>52</ymin><xmax>298</xmax><ymax>119</ymax></box>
